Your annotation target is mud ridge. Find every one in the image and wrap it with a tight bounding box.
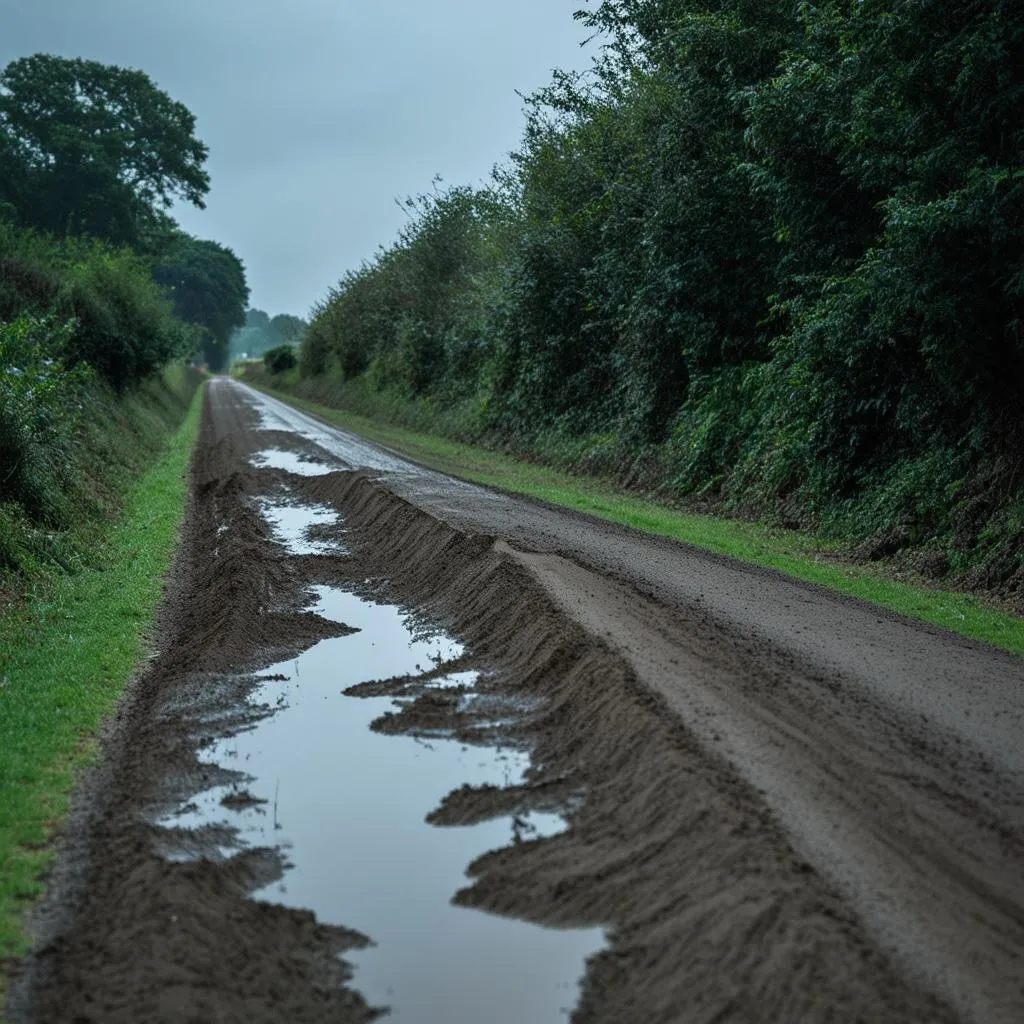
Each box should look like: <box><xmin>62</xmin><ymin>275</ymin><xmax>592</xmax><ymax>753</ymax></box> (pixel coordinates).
<box><xmin>292</xmin><ymin>469</ymin><xmax>954</xmax><ymax>1022</ymax></box>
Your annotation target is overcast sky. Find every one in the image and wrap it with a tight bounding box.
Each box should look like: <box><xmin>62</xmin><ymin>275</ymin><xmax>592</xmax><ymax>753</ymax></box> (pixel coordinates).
<box><xmin>0</xmin><ymin>0</ymin><xmax>594</xmax><ymax>315</ymax></box>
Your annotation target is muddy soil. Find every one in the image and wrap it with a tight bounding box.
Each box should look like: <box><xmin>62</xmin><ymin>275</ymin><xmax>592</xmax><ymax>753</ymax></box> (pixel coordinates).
<box><xmin>7</xmin><ymin>379</ymin><xmax>1023</xmax><ymax>1023</ymax></box>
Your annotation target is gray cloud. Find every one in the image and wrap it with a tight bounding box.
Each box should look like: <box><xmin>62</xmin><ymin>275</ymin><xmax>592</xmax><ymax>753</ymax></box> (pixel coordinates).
<box><xmin>0</xmin><ymin>0</ymin><xmax>592</xmax><ymax>313</ymax></box>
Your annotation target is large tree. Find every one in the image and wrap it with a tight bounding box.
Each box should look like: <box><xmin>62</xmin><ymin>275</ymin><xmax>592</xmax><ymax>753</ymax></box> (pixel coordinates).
<box><xmin>0</xmin><ymin>54</ymin><xmax>209</xmax><ymax>247</ymax></box>
<box><xmin>153</xmin><ymin>234</ymin><xmax>248</xmax><ymax>371</ymax></box>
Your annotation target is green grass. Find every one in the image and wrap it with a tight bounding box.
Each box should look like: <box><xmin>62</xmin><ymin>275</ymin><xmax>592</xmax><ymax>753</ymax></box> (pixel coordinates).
<box><xmin>0</xmin><ymin>383</ymin><xmax>203</xmax><ymax>989</ymax></box>
<box><xmin>250</xmin><ymin>381</ymin><xmax>1024</xmax><ymax>657</ymax></box>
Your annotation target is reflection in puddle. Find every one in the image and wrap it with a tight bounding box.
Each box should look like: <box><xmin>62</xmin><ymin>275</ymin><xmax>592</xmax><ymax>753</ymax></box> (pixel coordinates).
<box><xmin>251</xmin><ymin>448</ymin><xmax>334</xmax><ymax>477</ymax></box>
<box><xmin>161</xmin><ymin>587</ymin><xmax>603</xmax><ymax>1022</ymax></box>
<box><xmin>256</xmin><ymin>497</ymin><xmax>347</xmax><ymax>555</ymax></box>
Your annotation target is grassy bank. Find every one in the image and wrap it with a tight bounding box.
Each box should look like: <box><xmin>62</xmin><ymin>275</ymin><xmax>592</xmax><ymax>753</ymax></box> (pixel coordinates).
<box><xmin>241</xmin><ymin>367</ymin><xmax>1024</xmax><ymax>657</ymax></box>
<box><xmin>0</xmin><ymin>375</ymin><xmax>203</xmax><ymax>994</ymax></box>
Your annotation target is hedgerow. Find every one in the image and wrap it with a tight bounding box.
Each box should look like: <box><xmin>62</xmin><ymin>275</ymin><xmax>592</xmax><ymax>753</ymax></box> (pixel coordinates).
<box><xmin>299</xmin><ymin>0</ymin><xmax>1024</xmax><ymax>596</ymax></box>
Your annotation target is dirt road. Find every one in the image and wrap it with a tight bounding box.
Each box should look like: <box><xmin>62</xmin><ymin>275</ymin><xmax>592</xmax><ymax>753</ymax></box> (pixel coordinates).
<box><xmin>9</xmin><ymin>378</ymin><xmax>1023</xmax><ymax>1023</ymax></box>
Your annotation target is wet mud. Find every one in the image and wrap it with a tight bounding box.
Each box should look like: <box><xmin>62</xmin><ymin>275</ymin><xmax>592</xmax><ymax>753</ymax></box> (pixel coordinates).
<box><xmin>7</xmin><ymin>380</ymin><xmax>1019</xmax><ymax>1022</ymax></box>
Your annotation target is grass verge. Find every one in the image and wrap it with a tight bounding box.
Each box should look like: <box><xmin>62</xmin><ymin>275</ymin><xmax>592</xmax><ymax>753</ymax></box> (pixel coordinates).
<box><xmin>249</xmin><ymin>380</ymin><xmax>1024</xmax><ymax>657</ymax></box>
<box><xmin>0</xmin><ymin>382</ymin><xmax>203</xmax><ymax>995</ymax></box>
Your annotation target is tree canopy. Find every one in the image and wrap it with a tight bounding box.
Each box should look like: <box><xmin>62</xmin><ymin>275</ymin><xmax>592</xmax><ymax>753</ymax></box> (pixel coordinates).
<box><xmin>0</xmin><ymin>53</ymin><xmax>245</xmax><ymax>386</ymax></box>
<box><xmin>0</xmin><ymin>54</ymin><xmax>209</xmax><ymax>248</ymax></box>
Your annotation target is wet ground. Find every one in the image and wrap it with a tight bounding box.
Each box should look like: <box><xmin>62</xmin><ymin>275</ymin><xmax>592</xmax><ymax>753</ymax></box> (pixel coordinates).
<box><xmin>7</xmin><ymin>378</ymin><xmax>1024</xmax><ymax>1023</ymax></box>
<box><xmin>162</xmin><ymin>579</ymin><xmax>602</xmax><ymax>1023</ymax></box>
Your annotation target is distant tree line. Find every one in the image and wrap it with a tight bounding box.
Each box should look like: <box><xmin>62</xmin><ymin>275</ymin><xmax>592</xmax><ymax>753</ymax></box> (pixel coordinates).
<box><xmin>300</xmin><ymin>0</ymin><xmax>1024</xmax><ymax>588</ymax></box>
<box><xmin>232</xmin><ymin>308</ymin><xmax>308</xmax><ymax>360</ymax></box>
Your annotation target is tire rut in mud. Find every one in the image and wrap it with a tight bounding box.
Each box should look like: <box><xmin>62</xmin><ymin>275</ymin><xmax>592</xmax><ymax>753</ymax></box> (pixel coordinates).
<box><xmin>9</xmin><ymin>388</ymin><xmax>954</xmax><ymax>1023</ymax></box>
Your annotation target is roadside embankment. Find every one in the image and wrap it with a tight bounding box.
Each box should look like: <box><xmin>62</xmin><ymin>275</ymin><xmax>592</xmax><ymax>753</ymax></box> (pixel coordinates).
<box><xmin>236</xmin><ymin>365</ymin><xmax>1024</xmax><ymax>655</ymax></box>
<box><xmin>0</xmin><ymin>367</ymin><xmax>203</xmax><ymax>988</ymax></box>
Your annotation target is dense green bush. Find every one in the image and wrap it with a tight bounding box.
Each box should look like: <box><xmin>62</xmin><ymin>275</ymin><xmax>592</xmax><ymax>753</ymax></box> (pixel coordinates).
<box><xmin>263</xmin><ymin>343</ymin><xmax>298</xmax><ymax>374</ymax></box>
<box><xmin>0</xmin><ymin>53</ymin><xmax>238</xmax><ymax>582</ymax></box>
<box><xmin>0</xmin><ymin>225</ymin><xmax>206</xmax><ymax>578</ymax></box>
<box><xmin>0</xmin><ymin>224</ymin><xmax>194</xmax><ymax>390</ymax></box>
<box><xmin>64</xmin><ymin>249</ymin><xmax>190</xmax><ymax>389</ymax></box>
<box><xmin>301</xmin><ymin>186</ymin><xmax>508</xmax><ymax>401</ymax></box>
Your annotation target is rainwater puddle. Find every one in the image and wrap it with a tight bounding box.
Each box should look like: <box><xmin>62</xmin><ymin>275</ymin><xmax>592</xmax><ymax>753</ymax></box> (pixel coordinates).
<box><xmin>256</xmin><ymin>497</ymin><xmax>347</xmax><ymax>555</ymax></box>
<box><xmin>161</xmin><ymin>587</ymin><xmax>603</xmax><ymax>1021</ymax></box>
<box><xmin>251</xmin><ymin>448</ymin><xmax>334</xmax><ymax>477</ymax></box>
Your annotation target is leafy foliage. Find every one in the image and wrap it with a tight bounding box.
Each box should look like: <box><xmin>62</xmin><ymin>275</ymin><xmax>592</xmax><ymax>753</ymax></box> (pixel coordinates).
<box><xmin>263</xmin><ymin>343</ymin><xmax>298</xmax><ymax>374</ymax></box>
<box><xmin>0</xmin><ymin>53</ymin><xmax>246</xmax><ymax>386</ymax></box>
<box><xmin>152</xmin><ymin>233</ymin><xmax>249</xmax><ymax>371</ymax></box>
<box><xmin>0</xmin><ymin>313</ymin><xmax>196</xmax><ymax>578</ymax></box>
<box><xmin>0</xmin><ymin>224</ymin><xmax>195</xmax><ymax>390</ymax></box>
<box><xmin>0</xmin><ymin>53</ymin><xmax>237</xmax><ymax>589</ymax></box>
<box><xmin>0</xmin><ymin>314</ymin><xmax>87</xmax><ymax>523</ymax></box>
<box><xmin>302</xmin><ymin>184</ymin><xmax>509</xmax><ymax>398</ymax></box>
<box><xmin>232</xmin><ymin>308</ymin><xmax>308</xmax><ymax>360</ymax></box>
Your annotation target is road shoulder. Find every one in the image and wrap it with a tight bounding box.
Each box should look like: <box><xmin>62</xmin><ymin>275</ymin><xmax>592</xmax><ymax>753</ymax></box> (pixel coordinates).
<box><xmin>0</xmin><ymin>384</ymin><xmax>203</xmax><ymax>1004</ymax></box>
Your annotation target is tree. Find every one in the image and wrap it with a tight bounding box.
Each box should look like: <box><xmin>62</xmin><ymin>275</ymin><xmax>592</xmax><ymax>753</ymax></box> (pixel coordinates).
<box><xmin>152</xmin><ymin>234</ymin><xmax>248</xmax><ymax>371</ymax></box>
<box><xmin>0</xmin><ymin>54</ymin><xmax>209</xmax><ymax>247</ymax></box>
<box><xmin>246</xmin><ymin>307</ymin><xmax>271</xmax><ymax>332</ymax></box>
<box><xmin>740</xmin><ymin>0</ymin><xmax>1024</xmax><ymax>494</ymax></box>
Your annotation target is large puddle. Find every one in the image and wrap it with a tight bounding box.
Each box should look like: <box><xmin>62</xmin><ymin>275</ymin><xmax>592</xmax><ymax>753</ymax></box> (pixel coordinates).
<box><xmin>161</xmin><ymin>583</ymin><xmax>603</xmax><ymax>1020</ymax></box>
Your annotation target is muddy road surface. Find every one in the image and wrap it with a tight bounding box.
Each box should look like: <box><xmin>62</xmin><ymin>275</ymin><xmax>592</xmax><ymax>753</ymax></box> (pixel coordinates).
<box><xmin>8</xmin><ymin>377</ymin><xmax>1023</xmax><ymax>1023</ymax></box>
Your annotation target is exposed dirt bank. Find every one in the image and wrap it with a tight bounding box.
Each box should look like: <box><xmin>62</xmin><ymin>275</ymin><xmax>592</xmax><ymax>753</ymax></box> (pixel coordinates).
<box><xmin>7</xmin><ymin>378</ymin><xmax>1022</xmax><ymax>1022</ymax></box>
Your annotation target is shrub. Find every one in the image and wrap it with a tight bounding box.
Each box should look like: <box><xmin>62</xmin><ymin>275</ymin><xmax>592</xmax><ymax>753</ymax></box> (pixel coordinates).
<box><xmin>62</xmin><ymin>251</ymin><xmax>185</xmax><ymax>390</ymax></box>
<box><xmin>0</xmin><ymin>256</ymin><xmax>59</xmax><ymax>321</ymax></box>
<box><xmin>263</xmin><ymin>344</ymin><xmax>298</xmax><ymax>374</ymax></box>
<box><xmin>0</xmin><ymin>314</ymin><xmax>89</xmax><ymax>522</ymax></box>
<box><xmin>0</xmin><ymin>225</ymin><xmax>192</xmax><ymax>390</ymax></box>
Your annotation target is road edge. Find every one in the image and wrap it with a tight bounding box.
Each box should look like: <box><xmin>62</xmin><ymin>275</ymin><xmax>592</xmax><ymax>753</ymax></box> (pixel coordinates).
<box><xmin>0</xmin><ymin>383</ymin><xmax>205</xmax><ymax>1016</ymax></box>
